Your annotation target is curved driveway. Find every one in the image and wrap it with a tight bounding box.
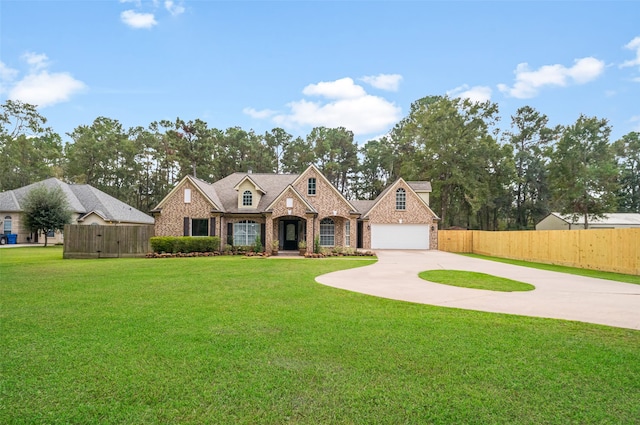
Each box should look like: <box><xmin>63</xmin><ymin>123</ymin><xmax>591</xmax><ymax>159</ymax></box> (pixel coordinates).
<box><xmin>316</xmin><ymin>250</ymin><xmax>640</xmax><ymax>330</ymax></box>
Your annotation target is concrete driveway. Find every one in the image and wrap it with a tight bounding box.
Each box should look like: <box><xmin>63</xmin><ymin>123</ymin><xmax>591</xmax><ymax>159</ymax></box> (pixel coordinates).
<box><xmin>316</xmin><ymin>250</ymin><xmax>640</xmax><ymax>330</ymax></box>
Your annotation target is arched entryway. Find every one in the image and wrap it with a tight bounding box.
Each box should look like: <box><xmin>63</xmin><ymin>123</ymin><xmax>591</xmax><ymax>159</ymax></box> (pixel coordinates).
<box><xmin>277</xmin><ymin>216</ymin><xmax>306</xmax><ymax>250</ymax></box>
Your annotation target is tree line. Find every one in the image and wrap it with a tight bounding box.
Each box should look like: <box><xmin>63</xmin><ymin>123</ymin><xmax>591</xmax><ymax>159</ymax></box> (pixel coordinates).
<box><xmin>1</xmin><ymin>97</ymin><xmax>638</xmax><ymax>229</ymax></box>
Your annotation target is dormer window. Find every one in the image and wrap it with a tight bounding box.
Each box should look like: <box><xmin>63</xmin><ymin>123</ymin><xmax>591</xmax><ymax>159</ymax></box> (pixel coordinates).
<box><xmin>308</xmin><ymin>178</ymin><xmax>316</xmax><ymax>195</ymax></box>
<box><xmin>396</xmin><ymin>188</ymin><xmax>406</xmax><ymax>210</ymax></box>
<box><xmin>242</xmin><ymin>190</ymin><xmax>253</xmax><ymax>206</ymax></box>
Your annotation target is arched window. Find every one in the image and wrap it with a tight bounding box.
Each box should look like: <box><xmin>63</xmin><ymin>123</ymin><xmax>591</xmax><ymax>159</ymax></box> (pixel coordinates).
<box><xmin>320</xmin><ymin>217</ymin><xmax>334</xmax><ymax>246</ymax></box>
<box><xmin>396</xmin><ymin>188</ymin><xmax>406</xmax><ymax>210</ymax></box>
<box><xmin>233</xmin><ymin>220</ymin><xmax>258</xmax><ymax>246</ymax></box>
<box><xmin>242</xmin><ymin>190</ymin><xmax>253</xmax><ymax>206</ymax></box>
<box><xmin>3</xmin><ymin>216</ymin><xmax>11</xmax><ymax>234</ymax></box>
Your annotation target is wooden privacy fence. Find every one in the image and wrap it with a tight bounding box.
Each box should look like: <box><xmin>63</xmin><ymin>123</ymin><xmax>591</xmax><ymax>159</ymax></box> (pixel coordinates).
<box><xmin>438</xmin><ymin>228</ymin><xmax>640</xmax><ymax>275</ymax></box>
<box><xmin>63</xmin><ymin>224</ymin><xmax>155</xmax><ymax>259</ymax></box>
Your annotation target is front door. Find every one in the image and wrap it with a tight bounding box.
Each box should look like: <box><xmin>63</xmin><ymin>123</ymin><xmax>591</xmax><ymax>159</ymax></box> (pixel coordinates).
<box><xmin>283</xmin><ymin>220</ymin><xmax>298</xmax><ymax>250</ymax></box>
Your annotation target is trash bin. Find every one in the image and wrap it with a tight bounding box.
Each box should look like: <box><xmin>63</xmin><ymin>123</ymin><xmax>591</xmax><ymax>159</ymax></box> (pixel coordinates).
<box><xmin>7</xmin><ymin>234</ymin><xmax>17</xmax><ymax>244</ymax></box>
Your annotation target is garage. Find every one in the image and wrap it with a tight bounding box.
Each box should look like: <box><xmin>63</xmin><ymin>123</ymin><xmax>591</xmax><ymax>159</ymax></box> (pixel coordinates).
<box><xmin>370</xmin><ymin>224</ymin><xmax>430</xmax><ymax>250</ymax></box>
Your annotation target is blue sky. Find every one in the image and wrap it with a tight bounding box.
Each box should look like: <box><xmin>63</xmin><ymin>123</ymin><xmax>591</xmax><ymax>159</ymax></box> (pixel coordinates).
<box><xmin>1</xmin><ymin>1</ymin><xmax>639</xmax><ymax>144</ymax></box>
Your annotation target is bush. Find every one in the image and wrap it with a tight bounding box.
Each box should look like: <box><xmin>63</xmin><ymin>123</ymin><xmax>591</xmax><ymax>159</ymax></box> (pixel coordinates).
<box><xmin>150</xmin><ymin>236</ymin><xmax>221</xmax><ymax>254</ymax></box>
<box><xmin>314</xmin><ymin>235</ymin><xmax>321</xmax><ymax>254</ymax></box>
<box><xmin>254</xmin><ymin>235</ymin><xmax>263</xmax><ymax>253</ymax></box>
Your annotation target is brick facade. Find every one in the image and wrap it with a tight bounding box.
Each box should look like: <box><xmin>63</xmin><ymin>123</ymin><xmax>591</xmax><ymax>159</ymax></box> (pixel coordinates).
<box><xmin>153</xmin><ymin>166</ymin><xmax>438</xmax><ymax>252</ymax></box>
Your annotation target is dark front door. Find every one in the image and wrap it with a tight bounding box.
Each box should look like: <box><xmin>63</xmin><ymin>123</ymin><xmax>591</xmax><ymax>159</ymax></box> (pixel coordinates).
<box><xmin>283</xmin><ymin>220</ymin><xmax>298</xmax><ymax>250</ymax></box>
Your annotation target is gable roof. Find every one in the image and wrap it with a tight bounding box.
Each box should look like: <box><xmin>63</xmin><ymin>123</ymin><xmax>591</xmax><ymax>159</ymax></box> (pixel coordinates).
<box><xmin>362</xmin><ymin>177</ymin><xmax>439</xmax><ymax>219</ymax></box>
<box><xmin>545</xmin><ymin>212</ymin><xmax>640</xmax><ymax>226</ymax></box>
<box><xmin>265</xmin><ymin>184</ymin><xmax>318</xmax><ymax>213</ymax></box>
<box><xmin>0</xmin><ymin>178</ymin><xmax>154</xmax><ymax>224</ymax></box>
<box><xmin>212</xmin><ymin>172</ymin><xmax>299</xmax><ymax>213</ymax></box>
<box><xmin>292</xmin><ymin>164</ymin><xmax>358</xmax><ymax>213</ymax></box>
<box><xmin>153</xmin><ymin>175</ymin><xmax>223</xmax><ymax>212</ymax></box>
<box><xmin>233</xmin><ymin>175</ymin><xmax>266</xmax><ymax>194</ymax></box>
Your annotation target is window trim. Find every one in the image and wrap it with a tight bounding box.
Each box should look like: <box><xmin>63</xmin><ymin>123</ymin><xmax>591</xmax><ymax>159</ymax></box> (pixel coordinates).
<box><xmin>320</xmin><ymin>217</ymin><xmax>335</xmax><ymax>246</ymax></box>
<box><xmin>308</xmin><ymin>178</ymin><xmax>317</xmax><ymax>195</ymax></box>
<box><xmin>345</xmin><ymin>220</ymin><xmax>350</xmax><ymax>247</ymax></box>
<box><xmin>233</xmin><ymin>220</ymin><xmax>259</xmax><ymax>246</ymax></box>
<box><xmin>242</xmin><ymin>190</ymin><xmax>253</xmax><ymax>207</ymax></box>
<box><xmin>191</xmin><ymin>218</ymin><xmax>209</xmax><ymax>237</ymax></box>
<box><xmin>396</xmin><ymin>188</ymin><xmax>406</xmax><ymax>210</ymax></box>
<box><xmin>3</xmin><ymin>216</ymin><xmax>12</xmax><ymax>234</ymax></box>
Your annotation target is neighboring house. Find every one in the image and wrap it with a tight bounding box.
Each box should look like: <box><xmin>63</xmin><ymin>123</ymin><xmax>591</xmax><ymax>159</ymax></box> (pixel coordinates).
<box><xmin>0</xmin><ymin>178</ymin><xmax>155</xmax><ymax>244</ymax></box>
<box><xmin>535</xmin><ymin>212</ymin><xmax>640</xmax><ymax>230</ymax></box>
<box><xmin>152</xmin><ymin>165</ymin><xmax>439</xmax><ymax>252</ymax></box>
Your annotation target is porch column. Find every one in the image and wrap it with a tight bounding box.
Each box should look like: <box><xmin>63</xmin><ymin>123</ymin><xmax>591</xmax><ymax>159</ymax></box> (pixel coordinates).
<box><xmin>264</xmin><ymin>213</ymin><xmax>273</xmax><ymax>253</ymax></box>
<box><xmin>305</xmin><ymin>213</ymin><xmax>315</xmax><ymax>254</ymax></box>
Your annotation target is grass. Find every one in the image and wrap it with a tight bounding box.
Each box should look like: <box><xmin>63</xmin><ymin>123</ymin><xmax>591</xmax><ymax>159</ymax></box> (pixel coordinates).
<box><xmin>462</xmin><ymin>253</ymin><xmax>640</xmax><ymax>285</ymax></box>
<box><xmin>418</xmin><ymin>270</ymin><xmax>535</xmax><ymax>292</ymax></box>
<box><xmin>1</xmin><ymin>247</ymin><xmax>639</xmax><ymax>424</ymax></box>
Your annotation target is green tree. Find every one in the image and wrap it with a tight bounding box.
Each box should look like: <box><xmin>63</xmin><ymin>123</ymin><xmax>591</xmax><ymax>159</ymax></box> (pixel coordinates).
<box><xmin>613</xmin><ymin>132</ymin><xmax>640</xmax><ymax>212</ymax></box>
<box><xmin>506</xmin><ymin>106</ymin><xmax>560</xmax><ymax>228</ymax></box>
<box><xmin>22</xmin><ymin>184</ymin><xmax>72</xmax><ymax>247</ymax></box>
<box><xmin>281</xmin><ymin>136</ymin><xmax>315</xmax><ymax>174</ymax></box>
<box><xmin>549</xmin><ymin>115</ymin><xmax>619</xmax><ymax>227</ymax></box>
<box><xmin>264</xmin><ymin>127</ymin><xmax>293</xmax><ymax>174</ymax></box>
<box><xmin>0</xmin><ymin>100</ymin><xmax>63</xmax><ymax>191</ymax></box>
<box><xmin>391</xmin><ymin>95</ymin><xmax>502</xmax><ymax>229</ymax></box>
<box><xmin>309</xmin><ymin>126</ymin><xmax>358</xmax><ymax>194</ymax></box>
<box><xmin>65</xmin><ymin>117</ymin><xmax>140</xmax><ymax>206</ymax></box>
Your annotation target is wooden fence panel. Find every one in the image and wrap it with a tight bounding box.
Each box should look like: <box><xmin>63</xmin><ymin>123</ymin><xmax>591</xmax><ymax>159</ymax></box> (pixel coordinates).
<box><xmin>438</xmin><ymin>228</ymin><xmax>639</xmax><ymax>275</ymax></box>
<box><xmin>438</xmin><ymin>230</ymin><xmax>473</xmax><ymax>252</ymax></box>
<box><xmin>63</xmin><ymin>225</ymin><xmax>154</xmax><ymax>259</ymax></box>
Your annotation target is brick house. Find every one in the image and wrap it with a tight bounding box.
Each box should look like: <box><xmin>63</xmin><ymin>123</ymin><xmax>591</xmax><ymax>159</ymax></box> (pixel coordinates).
<box><xmin>151</xmin><ymin>165</ymin><xmax>439</xmax><ymax>252</ymax></box>
<box><xmin>0</xmin><ymin>178</ymin><xmax>154</xmax><ymax>245</ymax></box>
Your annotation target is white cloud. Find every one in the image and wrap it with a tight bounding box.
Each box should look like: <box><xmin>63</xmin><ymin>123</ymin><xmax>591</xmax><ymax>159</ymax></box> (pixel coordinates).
<box><xmin>165</xmin><ymin>0</ymin><xmax>185</xmax><ymax>16</ymax></box>
<box><xmin>621</xmin><ymin>36</ymin><xmax>640</xmax><ymax>69</ymax></box>
<box><xmin>302</xmin><ymin>77</ymin><xmax>367</xmax><ymax>99</ymax></box>
<box><xmin>4</xmin><ymin>53</ymin><xmax>86</xmax><ymax>108</ymax></box>
<box><xmin>121</xmin><ymin>9</ymin><xmax>157</xmax><ymax>29</ymax></box>
<box><xmin>9</xmin><ymin>72</ymin><xmax>86</xmax><ymax>108</ymax></box>
<box><xmin>447</xmin><ymin>84</ymin><xmax>492</xmax><ymax>103</ymax></box>
<box><xmin>360</xmin><ymin>74</ymin><xmax>403</xmax><ymax>91</ymax></box>
<box><xmin>246</xmin><ymin>77</ymin><xmax>402</xmax><ymax>136</ymax></box>
<box><xmin>498</xmin><ymin>57</ymin><xmax>605</xmax><ymax>99</ymax></box>
<box><xmin>630</xmin><ymin>115</ymin><xmax>640</xmax><ymax>132</ymax></box>
<box><xmin>243</xmin><ymin>107</ymin><xmax>276</xmax><ymax>119</ymax></box>
<box><xmin>22</xmin><ymin>52</ymin><xmax>50</xmax><ymax>71</ymax></box>
<box><xmin>0</xmin><ymin>62</ymin><xmax>19</xmax><ymax>94</ymax></box>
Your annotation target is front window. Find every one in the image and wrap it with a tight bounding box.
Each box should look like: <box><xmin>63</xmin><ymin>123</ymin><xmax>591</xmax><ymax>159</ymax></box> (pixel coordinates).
<box><xmin>234</xmin><ymin>220</ymin><xmax>258</xmax><ymax>246</ymax></box>
<box><xmin>320</xmin><ymin>217</ymin><xmax>334</xmax><ymax>246</ymax></box>
<box><xmin>308</xmin><ymin>178</ymin><xmax>316</xmax><ymax>195</ymax></box>
<box><xmin>184</xmin><ymin>188</ymin><xmax>191</xmax><ymax>203</ymax></box>
<box><xmin>345</xmin><ymin>220</ymin><xmax>350</xmax><ymax>247</ymax></box>
<box><xmin>4</xmin><ymin>216</ymin><xmax>11</xmax><ymax>234</ymax></box>
<box><xmin>396</xmin><ymin>188</ymin><xmax>406</xmax><ymax>210</ymax></box>
<box><xmin>242</xmin><ymin>190</ymin><xmax>252</xmax><ymax>206</ymax></box>
<box><xmin>192</xmin><ymin>219</ymin><xmax>209</xmax><ymax>236</ymax></box>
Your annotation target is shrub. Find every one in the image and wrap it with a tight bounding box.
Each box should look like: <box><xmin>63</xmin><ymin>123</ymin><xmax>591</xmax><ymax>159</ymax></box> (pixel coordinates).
<box><xmin>314</xmin><ymin>235</ymin><xmax>321</xmax><ymax>254</ymax></box>
<box><xmin>150</xmin><ymin>236</ymin><xmax>221</xmax><ymax>254</ymax></box>
<box><xmin>254</xmin><ymin>235</ymin><xmax>263</xmax><ymax>253</ymax></box>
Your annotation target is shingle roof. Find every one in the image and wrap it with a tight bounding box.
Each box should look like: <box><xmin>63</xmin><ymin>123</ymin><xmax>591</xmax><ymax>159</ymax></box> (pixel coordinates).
<box><xmin>0</xmin><ymin>178</ymin><xmax>154</xmax><ymax>224</ymax></box>
<box><xmin>407</xmin><ymin>181</ymin><xmax>432</xmax><ymax>192</ymax></box>
<box><xmin>350</xmin><ymin>200</ymin><xmax>376</xmax><ymax>215</ymax></box>
<box><xmin>552</xmin><ymin>212</ymin><xmax>640</xmax><ymax>225</ymax></box>
<box><xmin>211</xmin><ymin>172</ymin><xmax>299</xmax><ymax>213</ymax></box>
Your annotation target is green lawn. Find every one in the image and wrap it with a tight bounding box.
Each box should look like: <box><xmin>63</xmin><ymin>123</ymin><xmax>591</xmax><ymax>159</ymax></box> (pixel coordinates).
<box><xmin>419</xmin><ymin>270</ymin><xmax>535</xmax><ymax>292</ymax></box>
<box><xmin>462</xmin><ymin>253</ymin><xmax>640</xmax><ymax>285</ymax></box>
<box><xmin>1</xmin><ymin>247</ymin><xmax>639</xmax><ymax>424</ymax></box>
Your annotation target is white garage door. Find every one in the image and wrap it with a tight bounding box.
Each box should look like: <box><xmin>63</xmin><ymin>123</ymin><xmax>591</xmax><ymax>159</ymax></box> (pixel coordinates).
<box><xmin>371</xmin><ymin>224</ymin><xmax>430</xmax><ymax>250</ymax></box>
